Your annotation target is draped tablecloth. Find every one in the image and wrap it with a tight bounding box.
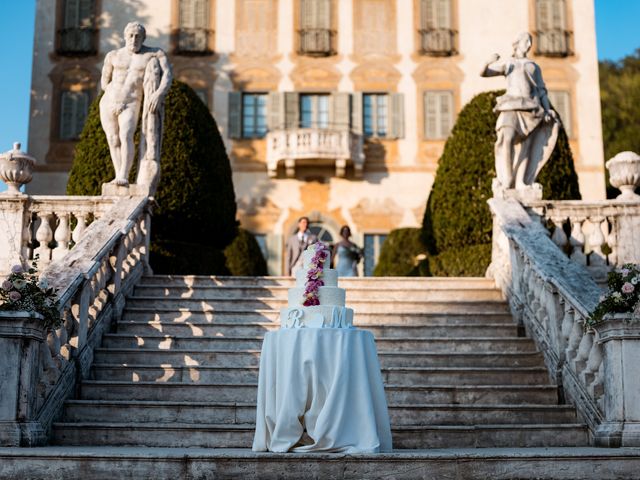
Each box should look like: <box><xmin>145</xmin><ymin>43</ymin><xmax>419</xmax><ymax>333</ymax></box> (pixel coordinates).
<box><xmin>252</xmin><ymin>328</ymin><xmax>392</xmax><ymax>453</ymax></box>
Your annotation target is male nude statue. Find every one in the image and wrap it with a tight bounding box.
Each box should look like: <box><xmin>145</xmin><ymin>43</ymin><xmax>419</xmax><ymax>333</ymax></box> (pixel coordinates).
<box><xmin>480</xmin><ymin>32</ymin><xmax>559</xmax><ymax>191</ymax></box>
<box><xmin>100</xmin><ymin>22</ymin><xmax>173</xmax><ymax>191</ymax></box>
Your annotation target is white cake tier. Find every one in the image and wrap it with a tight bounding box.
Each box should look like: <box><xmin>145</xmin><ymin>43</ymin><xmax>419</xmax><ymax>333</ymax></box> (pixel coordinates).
<box><xmin>288</xmin><ymin>286</ymin><xmax>345</xmax><ymax>307</ymax></box>
<box><xmin>302</xmin><ymin>248</ymin><xmax>331</xmax><ymax>270</ymax></box>
<box><xmin>295</xmin><ymin>268</ymin><xmax>338</xmax><ymax>288</ymax></box>
<box><xmin>280</xmin><ymin>305</ymin><xmax>354</xmax><ymax>329</ymax></box>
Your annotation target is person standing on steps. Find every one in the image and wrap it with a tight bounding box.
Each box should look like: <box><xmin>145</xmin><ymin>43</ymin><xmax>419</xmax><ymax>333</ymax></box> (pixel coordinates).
<box><xmin>333</xmin><ymin>225</ymin><xmax>362</xmax><ymax>277</ymax></box>
<box><xmin>286</xmin><ymin>217</ymin><xmax>318</xmax><ymax>276</ymax></box>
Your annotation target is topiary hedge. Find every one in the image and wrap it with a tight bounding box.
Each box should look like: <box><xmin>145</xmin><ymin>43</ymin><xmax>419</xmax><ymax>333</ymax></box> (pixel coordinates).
<box><xmin>224</xmin><ymin>228</ymin><xmax>268</xmax><ymax>276</ymax></box>
<box><xmin>373</xmin><ymin>228</ymin><xmax>428</xmax><ymax>276</ymax></box>
<box><xmin>421</xmin><ymin>89</ymin><xmax>581</xmax><ymax>276</ymax></box>
<box><xmin>67</xmin><ymin>81</ymin><xmax>238</xmax><ymax>274</ymax></box>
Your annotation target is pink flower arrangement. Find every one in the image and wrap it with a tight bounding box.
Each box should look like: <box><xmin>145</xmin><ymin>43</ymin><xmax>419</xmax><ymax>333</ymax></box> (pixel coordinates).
<box><xmin>302</xmin><ymin>243</ymin><xmax>330</xmax><ymax>307</ymax></box>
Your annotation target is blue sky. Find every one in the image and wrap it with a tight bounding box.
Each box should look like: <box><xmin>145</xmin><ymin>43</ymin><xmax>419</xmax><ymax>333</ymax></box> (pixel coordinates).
<box><xmin>0</xmin><ymin>0</ymin><xmax>638</xmax><ymax>192</ymax></box>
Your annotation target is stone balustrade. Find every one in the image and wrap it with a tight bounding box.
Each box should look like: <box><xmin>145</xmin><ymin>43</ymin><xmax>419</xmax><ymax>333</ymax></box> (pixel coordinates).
<box><xmin>523</xmin><ymin>200</ymin><xmax>640</xmax><ymax>282</ymax></box>
<box><xmin>489</xmin><ymin>199</ymin><xmax>603</xmax><ymax>437</ymax></box>
<box><xmin>0</xmin><ymin>195</ymin><xmax>151</xmax><ymax>446</ymax></box>
<box><xmin>266</xmin><ymin>128</ymin><xmax>364</xmax><ymax>178</ymax></box>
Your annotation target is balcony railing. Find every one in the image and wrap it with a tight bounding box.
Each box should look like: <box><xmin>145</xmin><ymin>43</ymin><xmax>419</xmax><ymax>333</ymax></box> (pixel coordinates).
<box><xmin>57</xmin><ymin>27</ymin><xmax>96</xmax><ymax>55</ymax></box>
<box><xmin>536</xmin><ymin>29</ymin><xmax>571</xmax><ymax>57</ymax></box>
<box><xmin>266</xmin><ymin>129</ymin><xmax>364</xmax><ymax>178</ymax></box>
<box><xmin>176</xmin><ymin>28</ymin><xmax>211</xmax><ymax>54</ymax></box>
<box><xmin>298</xmin><ymin>28</ymin><xmax>334</xmax><ymax>56</ymax></box>
<box><xmin>420</xmin><ymin>28</ymin><xmax>455</xmax><ymax>56</ymax></box>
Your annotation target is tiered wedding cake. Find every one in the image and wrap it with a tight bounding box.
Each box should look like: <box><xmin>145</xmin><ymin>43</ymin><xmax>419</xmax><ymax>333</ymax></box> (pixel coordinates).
<box><xmin>281</xmin><ymin>243</ymin><xmax>354</xmax><ymax>329</ymax></box>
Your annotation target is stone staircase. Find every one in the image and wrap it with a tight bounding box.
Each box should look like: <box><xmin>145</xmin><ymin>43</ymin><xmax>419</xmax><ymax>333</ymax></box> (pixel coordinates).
<box><xmin>51</xmin><ymin>276</ymin><xmax>589</xmax><ymax>449</ymax></box>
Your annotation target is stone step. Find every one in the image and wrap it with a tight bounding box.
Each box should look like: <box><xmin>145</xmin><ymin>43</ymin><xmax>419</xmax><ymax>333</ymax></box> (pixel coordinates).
<box><xmin>4</xmin><ymin>446</ymin><xmax>640</xmax><ymax>480</ymax></box>
<box><xmin>133</xmin><ymin>285</ymin><xmax>504</xmax><ymax>302</ymax></box>
<box><xmin>115</xmin><ymin>321</ymin><xmax>520</xmax><ymax>338</ymax></box>
<box><xmin>94</xmin><ymin>348</ymin><xmax>544</xmax><ymax>368</ymax></box>
<box><xmin>141</xmin><ymin>275</ymin><xmax>497</xmax><ymax>289</ymax></box>
<box><xmin>90</xmin><ymin>364</ymin><xmax>550</xmax><ymax>386</ymax></box>
<box><xmin>100</xmin><ymin>334</ymin><xmax>536</xmax><ymax>353</ymax></box>
<box><xmin>51</xmin><ymin>422</ymin><xmax>588</xmax><ymax>448</ymax></box>
<box><xmin>78</xmin><ymin>381</ymin><xmax>559</xmax><ymax>404</ymax></box>
<box><xmin>62</xmin><ymin>400</ymin><xmax>578</xmax><ymax>426</ymax></box>
<box><xmin>125</xmin><ymin>296</ymin><xmax>511</xmax><ymax>314</ymax></box>
<box><xmin>122</xmin><ymin>308</ymin><xmax>515</xmax><ymax>325</ymax></box>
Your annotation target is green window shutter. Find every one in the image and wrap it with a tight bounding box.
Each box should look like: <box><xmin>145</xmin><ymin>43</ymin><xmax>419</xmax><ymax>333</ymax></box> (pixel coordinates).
<box><xmin>301</xmin><ymin>0</ymin><xmax>314</xmax><ymax>29</ymax></box>
<box><xmin>424</xmin><ymin>91</ymin><xmax>453</xmax><ymax>139</ymax></box>
<box><xmin>436</xmin><ymin>0</ymin><xmax>451</xmax><ymax>29</ymax></box>
<box><xmin>60</xmin><ymin>91</ymin><xmax>74</xmax><ymax>140</ymax></box>
<box><xmin>267</xmin><ymin>92</ymin><xmax>284</xmax><ymax>130</ymax></box>
<box><xmin>351</xmin><ymin>92</ymin><xmax>363</xmax><ymax>135</ymax></box>
<box><xmin>78</xmin><ymin>0</ymin><xmax>93</xmax><ymax>27</ymax></box>
<box><xmin>75</xmin><ymin>91</ymin><xmax>89</xmax><ymax>137</ymax></box>
<box><xmin>64</xmin><ymin>0</ymin><xmax>80</xmax><ymax>28</ymax></box>
<box><xmin>228</xmin><ymin>91</ymin><xmax>242</xmax><ymax>138</ymax></box>
<box><xmin>180</xmin><ymin>0</ymin><xmax>195</xmax><ymax>28</ymax></box>
<box><xmin>317</xmin><ymin>0</ymin><xmax>331</xmax><ymax>29</ymax></box>
<box><xmin>536</xmin><ymin>0</ymin><xmax>552</xmax><ymax>31</ymax></box>
<box><xmin>439</xmin><ymin>91</ymin><xmax>453</xmax><ymax>138</ymax></box>
<box><xmin>550</xmin><ymin>0</ymin><xmax>566</xmax><ymax>29</ymax></box>
<box><xmin>389</xmin><ymin>93</ymin><xmax>404</xmax><ymax>139</ymax></box>
<box><xmin>284</xmin><ymin>92</ymin><xmax>300</xmax><ymax>129</ymax></box>
<box><xmin>331</xmin><ymin>93</ymin><xmax>350</xmax><ymax>131</ymax></box>
<box><xmin>421</xmin><ymin>0</ymin><xmax>436</xmax><ymax>29</ymax></box>
<box><xmin>194</xmin><ymin>0</ymin><xmax>209</xmax><ymax>29</ymax></box>
<box><xmin>424</xmin><ymin>92</ymin><xmax>438</xmax><ymax>139</ymax></box>
<box><xmin>548</xmin><ymin>90</ymin><xmax>571</xmax><ymax>137</ymax></box>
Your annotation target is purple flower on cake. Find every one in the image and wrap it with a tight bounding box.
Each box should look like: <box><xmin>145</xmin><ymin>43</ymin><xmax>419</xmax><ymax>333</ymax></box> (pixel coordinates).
<box><xmin>622</xmin><ymin>282</ymin><xmax>635</xmax><ymax>294</ymax></box>
<box><xmin>9</xmin><ymin>291</ymin><xmax>21</xmax><ymax>302</ymax></box>
<box><xmin>302</xmin><ymin>242</ymin><xmax>330</xmax><ymax>307</ymax></box>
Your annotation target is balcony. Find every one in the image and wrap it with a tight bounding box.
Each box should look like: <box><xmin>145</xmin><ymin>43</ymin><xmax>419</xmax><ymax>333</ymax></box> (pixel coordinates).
<box><xmin>420</xmin><ymin>28</ymin><xmax>455</xmax><ymax>56</ymax></box>
<box><xmin>536</xmin><ymin>30</ymin><xmax>571</xmax><ymax>57</ymax></box>
<box><xmin>176</xmin><ymin>28</ymin><xmax>211</xmax><ymax>54</ymax></box>
<box><xmin>298</xmin><ymin>28</ymin><xmax>334</xmax><ymax>56</ymax></box>
<box><xmin>266</xmin><ymin>129</ymin><xmax>364</xmax><ymax>178</ymax></box>
<box><xmin>57</xmin><ymin>27</ymin><xmax>96</xmax><ymax>56</ymax></box>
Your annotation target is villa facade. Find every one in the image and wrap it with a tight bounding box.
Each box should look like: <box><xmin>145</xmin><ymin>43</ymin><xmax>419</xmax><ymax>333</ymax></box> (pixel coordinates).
<box><xmin>28</xmin><ymin>0</ymin><xmax>605</xmax><ymax>274</ymax></box>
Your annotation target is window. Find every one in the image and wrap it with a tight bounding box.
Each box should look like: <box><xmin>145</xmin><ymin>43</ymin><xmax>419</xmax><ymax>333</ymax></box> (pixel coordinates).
<box><xmin>59</xmin><ymin>90</ymin><xmax>89</xmax><ymax>140</ymax></box>
<box><xmin>58</xmin><ymin>0</ymin><xmax>96</xmax><ymax>55</ymax></box>
<box><xmin>177</xmin><ymin>0</ymin><xmax>211</xmax><ymax>53</ymax></box>
<box><xmin>299</xmin><ymin>0</ymin><xmax>333</xmax><ymax>56</ymax></box>
<box><xmin>308</xmin><ymin>222</ymin><xmax>334</xmax><ymax>243</ymax></box>
<box><xmin>424</xmin><ymin>91</ymin><xmax>454</xmax><ymax>140</ymax></box>
<box><xmin>419</xmin><ymin>0</ymin><xmax>454</xmax><ymax>55</ymax></box>
<box><xmin>242</xmin><ymin>93</ymin><xmax>268</xmax><ymax>138</ymax></box>
<box><xmin>300</xmin><ymin>94</ymin><xmax>330</xmax><ymax>129</ymax></box>
<box><xmin>535</xmin><ymin>0</ymin><xmax>570</xmax><ymax>56</ymax></box>
<box><xmin>364</xmin><ymin>234</ymin><xmax>387</xmax><ymax>276</ymax></box>
<box><xmin>363</xmin><ymin>94</ymin><xmax>388</xmax><ymax>138</ymax></box>
<box><xmin>548</xmin><ymin>90</ymin><xmax>572</xmax><ymax>137</ymax></box>
<box><xmin>194</xmin><ymin>89</ymin><xmax>209</xmax><ymax>107</ymax></box>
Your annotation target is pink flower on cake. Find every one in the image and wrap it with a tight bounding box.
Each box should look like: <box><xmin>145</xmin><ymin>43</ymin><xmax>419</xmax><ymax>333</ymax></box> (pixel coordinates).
<box><xmin>622</xmin><ymin>282</ymin><xmax>635</xmax><ymax>294</ymax></box>
<box><xmin>302</xmin><ymin>242</ymin><xmax>330</xmax><ymax>307</ymax></box>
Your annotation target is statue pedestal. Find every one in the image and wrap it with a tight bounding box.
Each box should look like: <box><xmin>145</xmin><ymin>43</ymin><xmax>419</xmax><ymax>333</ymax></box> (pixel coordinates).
<box><xmin>101</xmin><ymin>183</ymin><xmax>151</xmax><ymax>197</ymax></box>
<box><xmin>0</xmin><ymin>312</ymin><xmax>47</xmax><ymax>447</ymax></box>
<box><xmin>492</xmin><ymin>179</ymin><xmax>543</xmax><ymax>203</ymax></box>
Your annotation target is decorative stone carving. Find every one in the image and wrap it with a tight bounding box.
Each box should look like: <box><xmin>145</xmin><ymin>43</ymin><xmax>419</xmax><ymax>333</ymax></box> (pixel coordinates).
<box><xmin>0</xmin><ymin>143</ymin><xmax>36</xmax><ymax>195</ymax></box>
<box><xmin>99</xmin><ymin>22</ymin><xmax>173</xmax><ymax>195</ymax></box>
<box><xmin>605</xmin><ymin>151</ymin><xmax>640</xmax><ymax>200</ymax></box>
<box><xmin>481</xmin><ymin>33</ymin><xmax>560</xmax><ymax>198</ymax></box>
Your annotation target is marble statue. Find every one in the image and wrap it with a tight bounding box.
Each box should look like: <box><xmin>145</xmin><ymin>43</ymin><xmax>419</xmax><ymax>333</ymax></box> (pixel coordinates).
<box><xmin>100</xmin><ymin>22</ymin><xmax>173</xmax><ymax>194</ymax></box>
<box><xmin>481</xmin><ymin>32</ymin><xmax>559</xmax><ymax>194</ymax></box>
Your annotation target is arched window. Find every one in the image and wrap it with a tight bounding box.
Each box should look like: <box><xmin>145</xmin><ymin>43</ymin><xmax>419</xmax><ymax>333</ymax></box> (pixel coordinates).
<box><xmin>58</xmin><ymin>0</ymin><xmax>96</xmax><ymax>55</ymax></box>
<box><xmin>177</xmin><ymin>0</ymin><xmax>211</xmax><ymax>53</ymax></box>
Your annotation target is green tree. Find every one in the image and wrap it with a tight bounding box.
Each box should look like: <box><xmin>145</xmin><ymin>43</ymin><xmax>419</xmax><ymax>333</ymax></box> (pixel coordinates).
<box><xmin>421</xmin><ymin>90</ymin><xmax>581</xmax><ymax>276</ymax></box>
<box><xmin>373</xmin><ymin>228</ymin><xmax>427</xmax><ymax>276</ymax></box>
<box><xmin>224</xmin><ymin>228</ymin><xmax>268</xmax><ymax>276</ymax></box>
<box><xmin>599</xmin><ymin>50</ymin><xmax>640</xmax><ymax>197</ymax></box>
<box><xmin>67</xmin><ymin>81</ymin><xmax>238</xmax><ymax>274</ymax></box>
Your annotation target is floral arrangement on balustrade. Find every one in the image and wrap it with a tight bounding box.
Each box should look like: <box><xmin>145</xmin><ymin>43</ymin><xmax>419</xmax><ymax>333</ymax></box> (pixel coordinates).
<box><xmin>587</xmin><ymin>263</ymin><xmax>640</xmax><ymax>328</ymax></box>
<box><xmin>0</xmin><ymin>258</ymin><xmax>61</xmax><ymax>329</ymax></box>
<box><xmin>302</xmin><ymin>242</ymin><xmax>329</xmax><ymax>307</ymax></box>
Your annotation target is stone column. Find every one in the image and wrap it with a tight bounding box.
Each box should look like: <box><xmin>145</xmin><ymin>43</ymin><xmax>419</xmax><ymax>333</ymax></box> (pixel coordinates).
<box><xmin>594</xmin><ymin>315</ymin><xmax>640</xmax><ymax>447</ymax></box>
<box><xmin>0</xmin><ymin>196</ymin><xmax>30</xmax><ymax>274</ymax></box>
<box><xmin>0</xmin><ymin>312</ymin><xmax>47</xmax><ymax>446</ymax></box>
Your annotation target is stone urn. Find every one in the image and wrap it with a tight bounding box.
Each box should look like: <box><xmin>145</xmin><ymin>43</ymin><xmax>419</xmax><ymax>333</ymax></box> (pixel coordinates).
<box><xmin>606</xmin><ymin>151</ymin><xmax>640</xmax><ymax>200</ymax></box>
<box><xmin>0</xmin><ymin>142</ymin><xmax>36</xmax><ymax>195</ymax></box>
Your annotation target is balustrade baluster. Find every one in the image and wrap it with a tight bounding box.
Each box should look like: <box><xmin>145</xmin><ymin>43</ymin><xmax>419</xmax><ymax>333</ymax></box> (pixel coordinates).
<box><xmin>573</xmin><ymin>326</ymin><xmax>594</xmax><ymax>373</ymax></box>
<box><xmin>34</xmin><ymin>212</ymin><xmax>53</xmax><ymax>264</ymax></box>
<box><xmin>606</xmin><ymin>215</ymin><xmax>618</xmax><ymax>265</ymax></box>
<box><xmin>72</xmin><ymin>213</ymin><xmax>87</xmax><ymax>245</ymax></box>
<box><xmin>550</xmin><ymin>216</ymin><xmax>568</xmax><ymax>253</ymax></box>
<box><xmin>52</xmin><ymin>212</ymin><xmax>71</xmax><ymax>260</ymax></box>
<box><xmin>588</xmin><ymin>216</ymin><xmax>607</xmax><ymax>266</ymax></box>
<box><xmin>569</xmin><ymin>218</ymin><xmax>587</xmax><ymax>265</ymax></box>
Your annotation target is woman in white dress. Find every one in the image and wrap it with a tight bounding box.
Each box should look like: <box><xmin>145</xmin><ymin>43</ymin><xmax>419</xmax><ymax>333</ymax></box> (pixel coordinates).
<box><xmin>332</xmin><ymin>226</ymin><xmax>362</xmax><ymax>277</ymax></box>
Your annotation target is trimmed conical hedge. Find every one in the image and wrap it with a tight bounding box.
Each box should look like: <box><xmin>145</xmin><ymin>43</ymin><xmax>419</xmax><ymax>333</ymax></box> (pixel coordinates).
<box><xmin>421</xmin><ymin>89</ymin><xmax>581</xmax><ymax>276</ymax></box>
<box><xmin>67</xmin><ymin>81</ymin><xmax>238</xmax><ymax>274</ymax></box>
<box><xmin>373</xmin><ymin>228</ymin><xmax>428</xmax><ymax>276</ymax></box>
<box><xmin>224</xmin><ymin>228</ymin><xmax>268</xmax><ymax>276</ymax></box>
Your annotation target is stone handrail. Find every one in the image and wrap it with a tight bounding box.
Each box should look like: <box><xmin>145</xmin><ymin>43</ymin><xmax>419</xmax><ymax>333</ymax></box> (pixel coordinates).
<box><xmin>266</xmin><ymin>128</ymin><xmax>364</xmax><ymax>178</ymax></box>
<box><xmin>0</xmin><ymin>194</ymin><xmax>151</xmax><ymax>445</ymax></box>
<box><xmin>523</xmin><ymin>200</ymin><xmax>640</xmax><ymax>282</ymax></box>
<box><xmin>488</xmin><ymin>198</ymin><xmax>605</xmax><ymax>437</ymax></box>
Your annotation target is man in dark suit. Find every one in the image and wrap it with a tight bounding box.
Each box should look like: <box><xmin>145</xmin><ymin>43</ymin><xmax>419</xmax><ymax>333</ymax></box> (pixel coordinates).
<box><xmin>286</xmin><ymin>216</ymin><xmax>318</xmax><ymax>275</ymax></box>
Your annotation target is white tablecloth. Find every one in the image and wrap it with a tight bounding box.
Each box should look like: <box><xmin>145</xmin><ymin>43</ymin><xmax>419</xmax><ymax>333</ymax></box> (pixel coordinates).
<box><xmin>252</xmin><ymin>328</ymin><xmax>393</xmax><ymax>453</ymax></box>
